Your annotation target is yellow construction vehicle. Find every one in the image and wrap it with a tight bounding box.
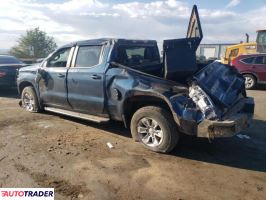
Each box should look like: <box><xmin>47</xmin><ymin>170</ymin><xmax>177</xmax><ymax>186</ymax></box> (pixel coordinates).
<box><xmin>221</xmin><ymin>30</ymin><xmax>266</xmax><ymax>64</ymax></box>
<box><xmin>256</xmin><ymin>30</ymin><xmax>266</xmax><ymax>53</ymax></box>
<box><xmin>221</xmin><ymin>42</ymin><xmax>256</xmax><ymax>64</ymax></box>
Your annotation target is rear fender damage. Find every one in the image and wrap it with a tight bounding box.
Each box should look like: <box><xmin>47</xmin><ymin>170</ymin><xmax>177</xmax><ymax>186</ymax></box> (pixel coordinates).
<box><xmin>106</xmin><ymin>63</ymin><xmax>188</xmax><ymax>128</ymax></box>
<box><xmin>107</xmin><ymin>62</ymin><xmax>254</xmax><ymax>138</ymax></box>
<box><xmin>170</xmin><ymin>62</ymin><xmax>254</xmax><ymax>138</ymax></box>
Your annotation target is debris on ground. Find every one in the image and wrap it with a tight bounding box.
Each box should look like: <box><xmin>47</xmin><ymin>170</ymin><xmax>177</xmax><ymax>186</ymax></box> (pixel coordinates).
<box><xmin>237</xmin><ymin>134</ymin><xmax>251</xmax><ymax>139</ymax></box>
<box><xmin>107</xmin><ymin>142</ymin><xmax>114</xmax><ymax>149</ymax></box>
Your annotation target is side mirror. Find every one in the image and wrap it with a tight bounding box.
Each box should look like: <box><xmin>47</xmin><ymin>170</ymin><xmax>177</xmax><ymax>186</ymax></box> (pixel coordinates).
<box><xmin>37</xmin><ymin>67</ymin><xmax>43</xmax><ymax>74</ymax></box>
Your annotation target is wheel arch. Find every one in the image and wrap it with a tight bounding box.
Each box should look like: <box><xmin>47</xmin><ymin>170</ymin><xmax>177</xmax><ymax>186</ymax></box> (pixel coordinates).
<box><xmin>122</xmin><ymin>94</ymin><xmax>177</xmax><ymax>128</ymax></box>
<box><xmin>18</xmin><ymin>81</ymin><xmax>36</xmax><ymax>94</ymax></box>
<box><xmin>241</xmin><ymin>72</ymin><xmax>258</xmax><ymax>82</ymax></box>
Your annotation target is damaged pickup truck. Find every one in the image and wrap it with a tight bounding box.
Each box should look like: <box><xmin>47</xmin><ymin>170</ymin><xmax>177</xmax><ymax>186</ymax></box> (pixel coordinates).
<box><xmin>17</xmin><ymin>6</ymin><xmax>254</xmax><ymax>153</ymax></box>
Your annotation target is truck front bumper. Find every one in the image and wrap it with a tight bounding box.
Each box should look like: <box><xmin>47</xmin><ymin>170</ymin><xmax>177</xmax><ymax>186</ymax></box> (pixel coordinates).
<box><xmin>197</xmin><ymin>97</ymin><xmax>254</xmax><ymax>138</ymax></box>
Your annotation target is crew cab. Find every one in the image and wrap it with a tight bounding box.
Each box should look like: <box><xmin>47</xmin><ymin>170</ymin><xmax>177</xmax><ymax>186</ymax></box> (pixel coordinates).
<box><xmin>17</xmin><ymin>6</ymin><xmax>254</xmax><ymax>153</ymax></box>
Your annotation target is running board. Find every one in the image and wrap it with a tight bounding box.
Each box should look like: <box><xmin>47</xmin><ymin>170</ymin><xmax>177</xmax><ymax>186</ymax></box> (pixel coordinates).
<box><xmin>44</xmin><ymin>107</ymin><xmax>110</xmax><ymax>123</ymax></box>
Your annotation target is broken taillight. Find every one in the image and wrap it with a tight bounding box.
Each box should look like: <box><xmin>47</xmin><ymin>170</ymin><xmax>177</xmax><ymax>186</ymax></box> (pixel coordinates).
<box><xmin>189</xmin><ymin>83</ymin><xmax>218</xmax><ymax>120</ymax></box>
<box><xmin>0</xmin><ymin>71</ymin><xmax>6</xmax><ymax>78</ymax></box>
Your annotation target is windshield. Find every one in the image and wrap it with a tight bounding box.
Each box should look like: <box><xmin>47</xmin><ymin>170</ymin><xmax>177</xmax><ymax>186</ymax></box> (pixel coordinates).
<box><xmin>256</xmin><ymin>31</ymin><xmax>266</xmax><ymax>53</ymax></box>
<box><xmin>0</xmin><ymin>56</ymin><xmax>24</xmax><ymax>65</ymax></box>
<box><xmin>257</xmin><ymin>31</ymin><xmax>266</xmax><ymax>45</ymax></box>
<box><xmin>115</xmin><ymin>45</ymin><xmax>160</xmax><ymax>67</ymax></box>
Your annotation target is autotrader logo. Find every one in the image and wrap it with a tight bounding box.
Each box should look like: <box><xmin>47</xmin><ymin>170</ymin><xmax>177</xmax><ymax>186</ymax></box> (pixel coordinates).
<box><xmin>0</xmin><ymin>188</ymin><xmax>54</xmax><ymax>200</ymax></box>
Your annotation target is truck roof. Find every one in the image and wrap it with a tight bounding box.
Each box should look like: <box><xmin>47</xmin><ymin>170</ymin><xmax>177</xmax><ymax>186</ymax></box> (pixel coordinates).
<box><xmin>226</xmin><ymin>42</ymin><xmax>257</xmax><ymax>49</ymax></box>
<box><xmin>61</xmin><ymin>38</ymin><xmax>158</xmax><ymax>48</ymax></box>
<box><xmin>240</xmin><ymin>53</ymin><xmax>266</xmax><ymax>57</ymax></box>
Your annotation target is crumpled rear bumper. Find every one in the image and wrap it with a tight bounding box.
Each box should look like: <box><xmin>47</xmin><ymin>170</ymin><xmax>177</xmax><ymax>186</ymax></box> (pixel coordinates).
<box><xmin>197</xmin><ymin>113</ymin><xmax>252</xmax><ymax>138</ymax></box>
<box><xmin>197</xmin><ymin>97</ymin><xmax>254</xmax><ymax>138</ymax></box>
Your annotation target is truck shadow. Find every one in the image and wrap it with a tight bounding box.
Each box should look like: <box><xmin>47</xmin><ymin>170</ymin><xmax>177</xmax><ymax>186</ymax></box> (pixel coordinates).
<box><xmin>48</xmin><ymin>113</ymin><xmax>132</xmax><ymax>138</ymax></box>
<box><xmin>254</xmin><ymin>85</ymin><xmax>266</xmax><ymax>90</ymax></box>
<box><xmin>172</xmin><ymin>119</ymin><xmax>266</xmax><ymax>172</ymax></box>
<box><xmin>54</xmin><ymin>113</ymin><xmax>266</xmax><ymax>172</ymax></box>
<box><xmin>0</xmin><ymin>87</ymin><xmax>19</xmax><ymax>98</ymax></box>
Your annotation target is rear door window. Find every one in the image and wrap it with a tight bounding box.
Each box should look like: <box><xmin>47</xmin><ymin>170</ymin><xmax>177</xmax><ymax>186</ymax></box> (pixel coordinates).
<box><xmin>254</xmin><ymin>56</ymin><xmax>264</xmax><ymax>65</ymax></box>
<box><xmin>242</xmin><ymin>57</ymin><xmax>255</xmax><ymax>64</ymax></box>
<box><xmin>116</xmin><ymin>45</ymin><xmax>160</xmax><ymax>67</ymax></box>
<box><xmin>229</xmin><ymin>49</ymin><xmax>239</xmax><ymax>57</ymax></box>
<box><xmin>75</xmin><ymin>46</ymin><xmax>102</xmax><ymax>67</ymax></box>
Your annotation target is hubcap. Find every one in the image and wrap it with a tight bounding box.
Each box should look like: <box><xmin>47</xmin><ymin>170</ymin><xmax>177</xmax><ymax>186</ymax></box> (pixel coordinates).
<box><xmin>245</xmin><ymin>76</ymin><xmax>254</xmax><ymax>88</ymax></box>
<box><xmin>22</xmin><ymin>92</ymin><xmax>35</xmax><ymax>111</ymax></box>
<box><xmin>137</xmin><ymin>117</ymin><xmax>163</xmax><ymax>147</ymax></box>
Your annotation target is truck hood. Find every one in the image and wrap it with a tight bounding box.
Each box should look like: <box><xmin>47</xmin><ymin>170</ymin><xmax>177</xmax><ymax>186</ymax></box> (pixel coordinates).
<box><xmin>19</xmin><ymin>64</ymin><xmax>40</xmax><ymax>73</ymax></box>
<box><xmin>175</xmin><ymin>62</ymin><xmax>246</xmax><ymax>122</ymax></box>
<box><xmin>163</xmin><ymin>5</ymin><xmax>203</xmax><ymax>82</ymax></box>
<box><xmin>162</xmin><ymin>5</ymin><xmax>246</xmax><ymax>111</ymax></box>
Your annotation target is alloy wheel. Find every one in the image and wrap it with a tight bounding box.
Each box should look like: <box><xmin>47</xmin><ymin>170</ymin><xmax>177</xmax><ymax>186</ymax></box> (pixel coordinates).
<box><xmin>137</xmin><ymin>117</ymin><xmax>163</xmax><ymax>147</ymax></box>
<box><xmin>245</xmin><ymin>76</ymin><xmax>254</xmax><ymax>89</ymax></box>
<box><xmin>22</xmin><ymin>92</ymin><xmax>35</xmax><ymax>111</ymax></box>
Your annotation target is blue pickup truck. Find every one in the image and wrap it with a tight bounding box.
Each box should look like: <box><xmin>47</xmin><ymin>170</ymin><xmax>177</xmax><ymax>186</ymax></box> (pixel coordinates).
<box><xmin>17</xmin><ymin>6</ymin><xmax>254</xmax><ymax>153</ymax></box>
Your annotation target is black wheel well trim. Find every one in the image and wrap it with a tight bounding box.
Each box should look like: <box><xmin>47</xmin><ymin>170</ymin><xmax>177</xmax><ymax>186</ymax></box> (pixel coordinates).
<box><xmin>241</xmin><ymin>72</ymin><xmax>258</xmax><ymax>81</ymax></box>
<box><xmin>122</xmin><ymin>94</ymin><xmax>180</xmax><ymax>128</ymax></box>
<box><xmin>18</xmin><ymin>81</ymin><xmax>35</xmax><ymax>94</ymax></box>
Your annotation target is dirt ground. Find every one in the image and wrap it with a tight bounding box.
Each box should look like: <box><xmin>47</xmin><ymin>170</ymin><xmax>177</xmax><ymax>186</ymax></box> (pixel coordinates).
<box><xmin>0</xmin><ymin>88</ymin><xmax>266</xmax><ymax>200</ymax></box>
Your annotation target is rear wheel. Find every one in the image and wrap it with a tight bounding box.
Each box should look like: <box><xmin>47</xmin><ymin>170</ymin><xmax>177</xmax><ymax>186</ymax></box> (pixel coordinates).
<box><xmin>243</xmin><ymin>74</ymin><xmax>256</xmax><ymax>89</ymax></box>
<box><xmin>130</xmin><ymin>106</ymin><xmax>179</xmax><ymax>153</ymax></box>
<box><xmin>21</xmin><ymin>86</ymin><xmax>41</xmax><ymax>112</ymax></box>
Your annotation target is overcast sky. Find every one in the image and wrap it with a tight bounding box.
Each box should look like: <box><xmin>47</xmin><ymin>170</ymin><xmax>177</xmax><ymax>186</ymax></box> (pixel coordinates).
<box><xmin>0</xmin><ymin>0</ymin><xmax>265</xmax><ymax>49</ymax></box>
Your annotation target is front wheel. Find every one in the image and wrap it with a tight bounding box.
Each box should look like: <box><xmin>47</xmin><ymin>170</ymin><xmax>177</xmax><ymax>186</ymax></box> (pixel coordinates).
<box><xmin>21</xmin><ymin>86</ymin><xmax>41</xmax><ymax>112</ymax></box>
<box><xmin>130</xmin><ymin>106</ymin><xmax>179</xmax><ymax>153</ymax></box>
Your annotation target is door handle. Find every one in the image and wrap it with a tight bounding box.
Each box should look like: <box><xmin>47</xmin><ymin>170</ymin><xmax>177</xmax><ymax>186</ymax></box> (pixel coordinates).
<box><xmin>91</xmin><ymin>74</ymin><xmax>101</xmax><ymax>80</ymax></box>
<box><xmin>57</xmin><ymin>73</ymin><xmax>65</xmax><ymax>78</ymax></box>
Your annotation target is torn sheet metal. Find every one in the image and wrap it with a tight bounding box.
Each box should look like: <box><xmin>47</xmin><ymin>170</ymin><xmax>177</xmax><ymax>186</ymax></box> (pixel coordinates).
<box><xmin>188</xmin><ymin>83</ymin><xmax>218</xmax><ymax>120</ymax></box>
<box><xmin>193</xmin><ymin>62</ymin><xmax>246</xmax><ymax>108</ymax></box>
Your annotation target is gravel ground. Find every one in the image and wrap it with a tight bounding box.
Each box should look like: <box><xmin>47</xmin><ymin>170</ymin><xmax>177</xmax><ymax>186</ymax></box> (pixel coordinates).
<box><xmin>0</xmin><ymin>88</ymin><xmax>265</xmax><ymax>200</ymax></box>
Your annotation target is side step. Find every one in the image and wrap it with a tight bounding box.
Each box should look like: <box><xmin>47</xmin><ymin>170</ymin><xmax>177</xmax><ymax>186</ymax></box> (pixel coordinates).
<box><xmin>44</xmin><ymin>107</ymin><xmax>110</xmax><ymax>123</ymax></box>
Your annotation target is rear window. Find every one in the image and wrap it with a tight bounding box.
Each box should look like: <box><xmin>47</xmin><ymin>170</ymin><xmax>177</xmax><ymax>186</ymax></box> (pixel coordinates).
<box><xmin>0</xmin><ymin>56</ymin><xmax>23</xmax><ymax>64</ymax></box>
<box><xmin>241</xmin><ymin>57</ymin><xmax>255</xmax><ymax>64</ymax></box>
<box><xmin>257</xmin><ymin>31</ymin><xmax>266</xmax><ymax>45</ymax></box>
<box><xmin>254</xmin><ymin>56</ymin><xmax>264</xmax><ymax>64</ymax></box>
<box><xmin>115</xmin><ymin>45</ymin><xmax>160</xmax><ymax>67</ymax></box>
<box><xmin>229</xmin><ymin>49</ymin><xmax>239</xmax><ymax>57</ymax></box>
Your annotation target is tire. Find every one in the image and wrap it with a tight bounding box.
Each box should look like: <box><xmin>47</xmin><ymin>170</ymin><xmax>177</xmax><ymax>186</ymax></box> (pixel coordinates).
<box><xmin>130</xmin><ymin>106</ymin><xmax>179</xmax><ymax>153</ymax></box>
<box><xmin>21</xmin><ymin>86</ymin><xmax>41</xmax><ymax>112</ymax></box>
<box><xmin>243</xmin><ymin>74</ymin><xmax>256</xmax><ymax>89</ymax></box>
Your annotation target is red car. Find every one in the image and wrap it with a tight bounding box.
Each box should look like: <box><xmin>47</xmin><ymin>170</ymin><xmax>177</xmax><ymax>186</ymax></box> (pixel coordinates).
<box><xmin>231</xmin><ymin>53</ymin><xmax>266</xmax><ymax>89</ymax></box>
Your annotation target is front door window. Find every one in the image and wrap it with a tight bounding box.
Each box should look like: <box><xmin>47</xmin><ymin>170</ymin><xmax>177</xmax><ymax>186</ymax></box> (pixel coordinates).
<box><xmin>47</xmin><ymin>48</ymin><xmax>71</xmax><ymax>68</ymax></box>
